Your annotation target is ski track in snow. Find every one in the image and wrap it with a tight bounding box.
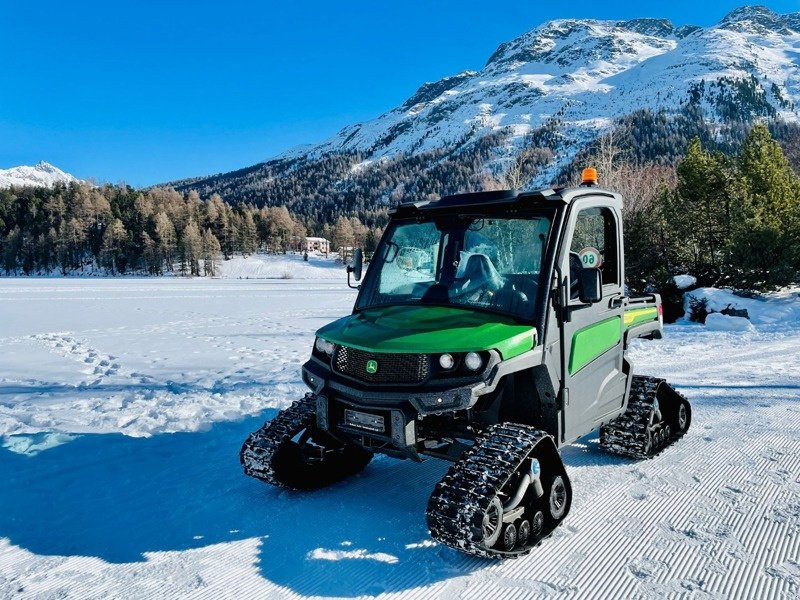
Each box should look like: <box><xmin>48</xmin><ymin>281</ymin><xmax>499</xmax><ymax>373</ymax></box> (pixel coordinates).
<box><xmin>0</xmin><ymin>279</ymin><xmax>798</xmax><ymax>599</ymax></box>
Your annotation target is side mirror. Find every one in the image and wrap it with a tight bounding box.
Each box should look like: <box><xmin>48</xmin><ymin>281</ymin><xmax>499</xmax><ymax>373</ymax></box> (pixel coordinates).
<box><xmin>579</xmin><ymin>268</ymin><xmax>603</xmax><ymax>304</ymax></box>
<box><xmin>346</xmin><ymin>247</ymin><xmax>363</xmax><ymax>288</ymax></box>
<box><xmin>351</xmin><ymin>248</ymin><xmax>363</xmax><ymax>281</ymax></box>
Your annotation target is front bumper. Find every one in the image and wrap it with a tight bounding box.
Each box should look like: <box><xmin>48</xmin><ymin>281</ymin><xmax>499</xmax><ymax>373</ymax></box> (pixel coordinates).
<box><xmin>301</xmin><ymin>347</ymin><xmax>543</xmax><ymax>459</ymax></box>
<box><xmin>303</xmin><ymin>355</ymin><xmax>497</xmax><ymax>460</ymax></box>
<box><xmin>314</xmin><ymin>393</ymin><xmax>420</xmax><ymax>459</ymax></box>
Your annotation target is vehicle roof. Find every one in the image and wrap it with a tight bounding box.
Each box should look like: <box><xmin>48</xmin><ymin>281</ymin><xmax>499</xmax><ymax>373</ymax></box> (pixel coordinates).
<box><xmin>391</xmin><ymin>186</ymin><xmax>621</xmax><ymax>217</ymax></box>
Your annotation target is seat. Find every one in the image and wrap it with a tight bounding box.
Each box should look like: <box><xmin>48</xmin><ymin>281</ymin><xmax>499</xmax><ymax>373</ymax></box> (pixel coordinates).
<box><xmin>456</xmin><ymin>254</ymin><xmax>504</xmax><ymax>300</ymax></box>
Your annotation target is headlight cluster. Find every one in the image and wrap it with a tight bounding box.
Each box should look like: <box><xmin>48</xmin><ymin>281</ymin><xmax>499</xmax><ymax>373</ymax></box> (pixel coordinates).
<box><xmin>314</xmin><ymin>337</ymin><xmax>335</xmax><ymax>356</ymax></box>
<box><xmin>436</xmin><ymin>351</ymin><xmax>487</xmax><ymax>375</ymax></box>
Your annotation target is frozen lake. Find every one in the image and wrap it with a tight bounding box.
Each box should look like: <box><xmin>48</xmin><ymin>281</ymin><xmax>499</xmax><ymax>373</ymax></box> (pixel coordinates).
<box><xmin>1</xmin><ymin>278</ymin><xmax>798</xmax><ymax>599</ymax></box>
<box><xmin>0</xmin><ymin>278</ymin><xmax>355</xmax><ymax>439</ymax></box>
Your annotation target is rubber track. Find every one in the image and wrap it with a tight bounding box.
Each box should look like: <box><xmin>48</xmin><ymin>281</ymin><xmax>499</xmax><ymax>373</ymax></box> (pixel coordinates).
<box><xmin>427</xmin><ymin>423</ymin><xmax>555</xmax><ymax>559</ymax></box>
<box><xmin>600</xmin><ymin>375</ymin><xmax>690</xmax><ymax>459</ymax></box>
<box><xmin>240</xmin><ymin>393</ymin><xmax>316</xmax><ymax>488</ymax></box>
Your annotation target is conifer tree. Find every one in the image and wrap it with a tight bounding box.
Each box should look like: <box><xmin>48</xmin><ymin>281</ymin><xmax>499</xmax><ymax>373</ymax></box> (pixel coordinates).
<box><xmin>267</xmin><ymin>206</ymin><xmax>294</xmax><ymax>253</ymax></box>
<box><xmin>667</xmin><ymin>138</ymin><xmax>734</xmax><ymax>282</ymax></box>
<box><xmin>202</xmin><ymin>228</ymin><xmax>221</xmax><ymax>276</ymax></box>
<box><xmin>154</xmin><ymin>212</ymin><xmax>177</xmax><ymax>272</ymax></box>
<box><xmin>332</xmin><ymin>216</ymin><xmax>354</xmax><ymax>260</ymax></box>
<box><xmin>180</xmin><ymin>221</ymin><xmax>202</xmax><ymax>276</ymax></box>
<box><xmin>3</xmin><ymin>227</ymin><xmax>21</xmax><ymax>274</ymax></box>
<box><xmin>733</xmin><ymin>123</ymin><xmax>800</xmax><ymax>286</ymax></box>
<box><xmin>100</xmin><ymin>218</ymin><xmax>128</xmax><ymax>274</ymax></box>
<box><xmin>140</xmin><ymin>231</ymin><xmax>159</xmax><ymax>274</ymax></box>
<box><xmin>239</xmin><ymin>209</ymin><xmax>258</xmax><ymax>256</ymax></box>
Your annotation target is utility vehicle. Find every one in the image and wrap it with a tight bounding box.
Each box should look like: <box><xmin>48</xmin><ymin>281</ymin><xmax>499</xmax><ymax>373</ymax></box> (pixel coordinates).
<box><xmin>241</xmin><ymin>170</ymin><xmax>692</xmax><ymax>558</ymax></box>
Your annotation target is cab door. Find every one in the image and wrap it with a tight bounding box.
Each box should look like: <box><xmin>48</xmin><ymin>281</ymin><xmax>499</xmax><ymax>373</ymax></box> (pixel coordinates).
<box><xmin>558</xmin><ymin>198</ymin><xmax>626</xmax><ymax>443</ymax></box>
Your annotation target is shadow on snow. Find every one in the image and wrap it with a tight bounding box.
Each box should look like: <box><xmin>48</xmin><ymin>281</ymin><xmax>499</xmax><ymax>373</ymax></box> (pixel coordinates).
<box><xmin>0</xmin><ymin>413</ymin><xmax>488</xmax><ymax>596</ymax></box>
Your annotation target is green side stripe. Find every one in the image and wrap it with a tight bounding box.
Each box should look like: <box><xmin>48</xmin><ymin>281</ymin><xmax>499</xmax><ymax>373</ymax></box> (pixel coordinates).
<box><xmin>569</xmin><ymin>316</ymin><xmax>621</xmax><ymax>375</ymax></box>
<box><xmin>624</xmin><ymin>306</ymin><xmax>658</xmax><ymax>329</ymax></box>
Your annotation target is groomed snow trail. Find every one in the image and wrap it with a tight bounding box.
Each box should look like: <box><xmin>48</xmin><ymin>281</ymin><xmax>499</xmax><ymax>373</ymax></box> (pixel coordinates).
<box><xmin>0</xmin><ymin>279</ymin><xmax>798</xmax><ymax>599</ymax></box>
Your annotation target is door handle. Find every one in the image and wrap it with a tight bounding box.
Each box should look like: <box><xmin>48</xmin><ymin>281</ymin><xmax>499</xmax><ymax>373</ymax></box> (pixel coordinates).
<box><xmin>609</xmin><ymin>297</ymin><xmax>623</xmax><ymax>309</ymax></box>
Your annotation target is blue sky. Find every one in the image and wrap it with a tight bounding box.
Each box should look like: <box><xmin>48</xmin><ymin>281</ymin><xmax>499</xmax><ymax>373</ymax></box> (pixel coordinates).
<box><xmin>2</xmin><ymin>1</ymin><xmax>799</xmax><ymax>186</ymax></box>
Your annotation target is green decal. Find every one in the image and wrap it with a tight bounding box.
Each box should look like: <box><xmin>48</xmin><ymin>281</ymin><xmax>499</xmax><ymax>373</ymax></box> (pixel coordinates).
<box><xmin>569</xmin><ymin>316</ymin><xmax>621</xmax><ymax>375</ymax></box>
<box><xmin>366</xmin><ymin>359</ymin><xmax>378</xmax><ymax>374</ymax></box>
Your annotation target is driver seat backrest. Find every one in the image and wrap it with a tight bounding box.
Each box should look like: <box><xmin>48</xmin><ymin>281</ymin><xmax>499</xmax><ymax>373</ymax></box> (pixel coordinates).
<box><xmin>460</xmin><ymin>253</ymin><xmax>504</xmax><ymax>290</ymax></box>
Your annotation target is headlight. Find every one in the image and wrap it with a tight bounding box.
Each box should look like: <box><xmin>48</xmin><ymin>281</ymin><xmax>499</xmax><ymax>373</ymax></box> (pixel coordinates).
<box><xmin>438</xmin><ymin>353</ymin><xmax>455</xmax><ymax>370</ymax></box>
<box><xmin>315</xmin><ymin>337</ymin><xmax>335</xmax><ymax>356</ymax></box>
<box><xmin>464</xmin><ymin>351</ymin><xmax>483</xmax><ymax>371</ymax></box>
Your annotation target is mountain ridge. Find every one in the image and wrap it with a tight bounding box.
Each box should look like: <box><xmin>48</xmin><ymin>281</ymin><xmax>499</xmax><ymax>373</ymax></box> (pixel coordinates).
<box><xmin>0</xmin><ymin>161</ymin><xmax>79</xmax><ymax>189</ymax></box>
<box><xmin>170</xmin><ymin>5</ymin><xmax>800</xmax><ymax>215</ymax></box>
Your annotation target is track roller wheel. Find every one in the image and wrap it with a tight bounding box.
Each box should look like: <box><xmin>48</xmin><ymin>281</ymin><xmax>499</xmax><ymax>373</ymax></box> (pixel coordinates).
<box><xmin>502</xmin><ymin>523</ymin><xmax>517</xmax><ymax>551</ymax></box>
<box><xmin>482</xmin><ymin>497</ymin><xmax>504</xmax><ymax>548</ymax></box>
<box><xmin>531</xmin><ymin>511</ymin><xmax>544</xmax><ymax>538</ymax></box>
<box><xmin>676</xmin><ymin>401</ymin><xmax>690</xmax><ymax>432</ymax></box>
<box><xmin>517</xmin><ymin>519</ymin><xmax>531</xmax><ymax>547</ymax></box>
<box><xmin>548</xmin><ymin>475</ymin><xmax>568</xmax><ymax>521</ymax></box>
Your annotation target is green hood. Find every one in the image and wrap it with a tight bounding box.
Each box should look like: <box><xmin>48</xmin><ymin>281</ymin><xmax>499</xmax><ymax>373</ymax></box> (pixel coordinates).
<box><xmin>316</xmin><ymin>305</ymin><xmax>535</xmax><ymax>359</ymax></box>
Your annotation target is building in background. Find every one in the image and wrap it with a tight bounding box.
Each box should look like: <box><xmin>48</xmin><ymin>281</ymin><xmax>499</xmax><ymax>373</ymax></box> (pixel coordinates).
<box><xmin>292</xmin><ymin>236</ymin><xmax>330</xmax><ymax>254</ymax></box>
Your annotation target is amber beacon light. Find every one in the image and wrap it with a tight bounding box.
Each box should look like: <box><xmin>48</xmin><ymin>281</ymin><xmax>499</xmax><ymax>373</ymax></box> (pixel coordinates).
<box><xmin>581</xmin><ymin>167</ymin><xmax>598</xmax><ymax>186</ymax></box>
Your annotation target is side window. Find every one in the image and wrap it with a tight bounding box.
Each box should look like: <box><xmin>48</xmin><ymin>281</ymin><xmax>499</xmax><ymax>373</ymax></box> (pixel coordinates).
<box><xmin>569</xmin><ymin>207</ymin><xmax>619</xmax><ymax>295</ymax></box>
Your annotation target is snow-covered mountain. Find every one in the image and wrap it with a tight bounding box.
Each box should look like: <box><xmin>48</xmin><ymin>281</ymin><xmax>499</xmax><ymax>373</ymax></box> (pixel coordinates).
<box><xmin>174</xmin><ymin>5</ymin><xmax>800</xmax><ymax>204</ymax></box>
<box><xmin>0</xmin><ymin>161</ymin><xmax>79</xmax><ymax>189</ymax></box>
<box><xmin>288</xmin><ymin>6</ymin><xmax>799</xmax><ymax>164</ymax></box>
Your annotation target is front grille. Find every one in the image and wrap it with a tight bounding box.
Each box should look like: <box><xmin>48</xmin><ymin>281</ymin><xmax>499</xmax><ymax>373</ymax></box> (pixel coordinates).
<box><xmin>333</xmin><ymin>345</ymin><xmax>430</xmax><ymax>384</ymax></box>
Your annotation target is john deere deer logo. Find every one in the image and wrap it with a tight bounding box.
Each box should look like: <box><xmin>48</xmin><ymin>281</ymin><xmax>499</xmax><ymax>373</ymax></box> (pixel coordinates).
<box><xmin>366</xmin><ymin>359</ymin><xmax>378</xmax><ymax>374</ymax></box>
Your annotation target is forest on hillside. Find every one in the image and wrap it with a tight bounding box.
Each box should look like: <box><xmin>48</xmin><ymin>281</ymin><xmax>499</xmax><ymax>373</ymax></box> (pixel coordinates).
<box><xmin>0</xmin><ymin>186</ymin><xmax>382</xmax><ymax>277</ymax></box>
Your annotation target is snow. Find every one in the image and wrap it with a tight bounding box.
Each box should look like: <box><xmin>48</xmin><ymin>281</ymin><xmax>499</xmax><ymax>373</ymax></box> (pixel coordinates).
<box><xmin>1</xmin><ymin>279</ymin><xmax>798</xmax><ymax>599</ymax></box>
<box><xmin>704</xmin><ymin>311</ymin><xmax>756</xmax><ymax>332</ymax></box>
<box><xmin>673</xmin><ymin>274</ymin><xmax>697</xmax><ymax>289</ymax></box>
<box><xmin>0</xmin><ymin>279</ymin><xmax>352</xmax><ymax>439</ymax></box>
<box><xmin>685</xmin><ymin>286</ymin><xmax>800</xmax><ymax>326</ymax></box>
<box><xmin>2</xmin><ymin>252</ymin><xmax>346</xmax><ymax>280</ymax></box>
<box><xmin>214</xmin><ymin>253</ymin><xmax>344</xmax><ymax>280</ymax></box>
<box><xmin>0</xmin><ymin>161</ymin><xmax>78</xmax><ymax>189</ymax></box>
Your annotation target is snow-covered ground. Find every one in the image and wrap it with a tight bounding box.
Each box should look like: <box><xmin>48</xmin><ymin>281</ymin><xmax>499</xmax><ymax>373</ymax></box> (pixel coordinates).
<box><xmin>215</xmin><ymin>253</ymin><xmax>343</xmax><ymax>280</ymax></box>
<box><xmin>1</xmin><ymin>279</ymin><xmax>798</xmax><ymax>599</ymax></box>
<box><xmin>4</xmin><ymin>252</ymin><xmax>345</xmax><ymax>280</ymax></box>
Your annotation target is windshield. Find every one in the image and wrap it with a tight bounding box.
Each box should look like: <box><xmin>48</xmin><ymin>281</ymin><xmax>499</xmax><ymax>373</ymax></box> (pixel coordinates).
<box><xmin>356</xmin><ymin>214</ymin><xmax>552</xmax><ymax>321</ymax></box>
